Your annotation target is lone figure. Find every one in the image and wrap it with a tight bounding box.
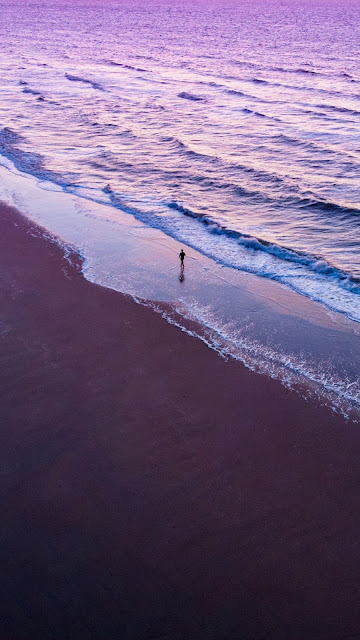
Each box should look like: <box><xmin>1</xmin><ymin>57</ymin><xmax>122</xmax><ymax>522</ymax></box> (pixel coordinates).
<box><xmin>179</xmin><ymin>249</ymin><xmax>186</xmax><ymax>267</ymax></box>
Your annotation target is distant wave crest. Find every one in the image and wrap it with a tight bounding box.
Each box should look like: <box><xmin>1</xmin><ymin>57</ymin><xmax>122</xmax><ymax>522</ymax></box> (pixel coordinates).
<box><xmin>65</xmin><ymin>73</ymin><xmax>104</xmax><ymax>91</ymax></box>
<box><xmin>22</xmin><ymin>87</ymin><xmax>44</xmax><ymax>97</ymax></box>
<box><xmin>178</xmin><ymin>91</ymin><xmax>207</xmax><ymax>102</ymax></box>
<box><xmin>316</xmin><ymin>103</ymin><xmax>360</xmax><ymax>117</ymax></box>
<box><xmin>103</xmin><ymin>59</ymin><xmax>149</xmax><ymax>72</ymax></box>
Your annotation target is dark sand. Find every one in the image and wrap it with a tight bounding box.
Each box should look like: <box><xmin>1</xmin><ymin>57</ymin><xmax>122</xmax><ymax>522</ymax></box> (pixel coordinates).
<box><xmin>1</xmin><ymin>202</ymin><xmax>360</xmax><ymax>640</ymax></box>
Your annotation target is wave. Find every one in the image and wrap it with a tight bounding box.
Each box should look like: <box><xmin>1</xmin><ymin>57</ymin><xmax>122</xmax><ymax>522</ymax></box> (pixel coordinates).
<box><xmin>225</xmin><ymin>88</ymin><xmax>247</xmax><ymax>97</ymax></box>
<box><xmin>158</xmin><ymin>135</ymin><xmax>327</xmax><ymax>192</ymax></box>
<box><xmin>159</xmin><ymin>136</ymin><xmax>280</xmax><ymax>185</ymax></box>
<box><xmin>315</xmin><ymin>103</ymin><xmax>360</xmax><ymax>117</ymax></box>
<box><xmin>247</xmin><ymin>63</ymin><xmax>359</xmax><ymax>84</ymax></box>
<box><xmin>5</xmin><ymin>120</ymin><xmax>352</xmax><ymax>232</ymax></box>
<box><xmin>298</xmin><ymin>107</ymin><xmax>339</xmax><ymax>121</ymax></box>
<box><xmin>76</xmin><ymin>127</ymin><xmax>360</xmax><ymax>224</ymax></box>
<box><xmin>241</xmin><ymin>107</ymin><xmax>269</xmax><ymax>118</ymax></box>
<box><xmin>289</xmin><ymin>66</ymin><xmax>357</xmax><ymax>82</ymax></box>
<box><xmin>0</xmin><ymin>127</ymin><xmax>24</xmax><ymax>146</ymax></box>
<box><xmin>160</xmin><ymin>135</ymin><xmax>215</xmax><ymax>162</ymax></box>
<box><xmin>292</xmin><ymin>67</ymin><xmax>318</xmax><ymax>75</ymax></box>
<box><xmin>0</xmin><ymin>127</ymin><xmax>72</xmax><ymax>185</ymax></box>
<box><xmin>156</xmin><ymin>129</ymin><xmax>358</xmax><ymax>191</ymax></box>
<box><xmin>210</xmin><ymin>84</ymin><xmax>271</xmax><ymax>102</ymax></box>
<box><xmin>199</xmin><ymin>80</ymin><xmax>224</xmax><ymax>89</ymax></box>
<box><xmin>177</xmin><ymin>91</ymin><xmax>207</xmax><ymax>102</ymax></box>
<box><xmin>266</xmin><ymin>72</ymin><xmax>360</xmax><ymax>101</ymax></box>
<box><xmin>197</xmin><ymin>78</ymin><xmax>277</xmax><ymax>103</ymax></box>
<box><xmin>229</xmin><ymin>74</ymin><xmax>357</xmax><ymax>101</ymax></box>
<box><xmin>235</xmin><ymin>60</ymin><xmax>319</xmax><ymax>79</ymax></box>
<box><xmin>22</xmin><ymin>87</ymin><xmax>43</xmax><ymax>96</ymax></box>
<box><xmin>0</xmin><ymin>127</ymin><xmax>51</xmax><ymax>178</ymax></box>
<box><xmin>240</xmin><ymin>107</ymin><xmax>282</xmax><ymax>122</ymax></box>
<box><xmin>95</xmin><ymin>133</ymin><xmax>285</xmax><ymax>197</ymax></box>
<box><xmin>270</xmin><ymin>133</ymin><xmax>338</xmax><ymax>155</ymax></box>
<box><xmin>167</xmin><ymin>201</ymin><xmax>360</xmax><ymax>293</ymax></box>
<box><xmin>0</xmin><ymin>111</ymin><xmax>359</xmax><ymax>298</ymax></box>
<box><xmin>234</xmin><ymin>62</ymin><xmax>357</xmax><ymax>83</ymax></box>
<box><xmin>98</xmin><ymin>193</ymin><xmax>359</xmax><ymax>308</ymax></box>
<box><xmin>65</xmin><ymin>73</ymin><xmax>104</xmax><ymax>91</ymax></box>
<box><xmin>270</xmin><ymin>65</ymin><xmax>322</xmax><ymax>76</ymax></box>
<box><xmin>296</xmin><ymin>196</ymin><xmax>360</xmax><ymax>219</ymax></box>
<box><xmin>259</xmin><ymin>79</ymin><xmax>347</xmax><ymax>99</ymax></box>
<box><xmin>174</xmin><ymin>169</ymin><xmax>273</xmax><ymax>201</ymax></box>
<box><xmin>0</xmin><ymin>128</ymin><xmax>358</xmax><ymax>325</ymax></box>
<box><xmin>143</xmin><ymin>100</ymin><xmax>166</xmax><ymax>111</ymax></box>
<box><xmin>74</xmin><ymin>186</ymin><xmax>359</xmax><ymax>321</ymax></box>
<box><xmin>103</xmin><ymin>59</ymin><xmax>149</xmax><ymax>72</ymax></box>
<box><xmin>199</xmin><ymin>71</ymin><xmax>347</xmax><ymax>103</ymax></box>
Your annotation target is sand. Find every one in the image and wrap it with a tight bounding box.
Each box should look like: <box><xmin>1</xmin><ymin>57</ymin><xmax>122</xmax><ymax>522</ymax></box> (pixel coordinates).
<box><xmin>1</xmin><ymin>202</ymin><xmax>360</xmax><ymax>640</ymax></box>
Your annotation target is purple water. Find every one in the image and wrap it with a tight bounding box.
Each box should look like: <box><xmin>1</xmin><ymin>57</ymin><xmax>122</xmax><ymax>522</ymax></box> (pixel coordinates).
<box><xmin>0</xmin><ymin>0</ymin><xmax>359</xmax><ymax>319</ymax></box>
<box><xmin>0</xmin><ymin>0</ymin><xmax>359</xmax><ymax>414</ymax></box>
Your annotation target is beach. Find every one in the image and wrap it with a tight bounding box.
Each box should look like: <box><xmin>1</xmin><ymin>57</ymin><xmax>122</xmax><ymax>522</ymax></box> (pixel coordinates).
<box><xmin>2</xmin><ymin>200</ymin><xmax>360</xmax><ymax>640</ymax></box>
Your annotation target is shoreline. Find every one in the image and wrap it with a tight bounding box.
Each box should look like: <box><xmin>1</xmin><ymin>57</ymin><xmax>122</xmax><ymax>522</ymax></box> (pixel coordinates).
<box><xmin>2</xmin><ymin>201</ymin><xmax>360</xmax><ymax>638</ymax></box>
<box><xmin>1</xmin><ymin>155</ymin><xmax>359</xmax><ymax>325</ymax></box>
<box><xmin>0</xmin><ymin>160</ymin><xmax>359</xmax><ymax>418</ymax></box>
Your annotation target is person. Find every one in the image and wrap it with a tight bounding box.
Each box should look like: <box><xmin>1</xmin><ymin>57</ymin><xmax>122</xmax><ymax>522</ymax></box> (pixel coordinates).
<box><xmin>179</xmin><ymin>249</ymin><xmax>186</xmax><ymax>267</ymax></box>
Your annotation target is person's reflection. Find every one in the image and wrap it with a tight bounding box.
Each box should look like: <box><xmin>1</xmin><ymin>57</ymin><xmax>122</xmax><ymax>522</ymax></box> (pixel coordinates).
<box><xmin>179</xmin><ymin>263</ymin><xmax>185</xmax><ymax>283</ymax></box>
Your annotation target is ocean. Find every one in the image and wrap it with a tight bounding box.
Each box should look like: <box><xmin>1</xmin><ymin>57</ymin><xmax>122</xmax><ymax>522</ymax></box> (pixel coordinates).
<box><xmin>0</xmin><ymin>0</ymin><xmax>359</xmax><ymax>413</ymax></box>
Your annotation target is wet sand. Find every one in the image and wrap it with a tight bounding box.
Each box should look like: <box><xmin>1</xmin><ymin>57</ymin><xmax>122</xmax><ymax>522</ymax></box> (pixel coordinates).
<box><xmin>1</xmin><ymin>202</ymin><xmax>360</xmax><ymax>640</ymax></box>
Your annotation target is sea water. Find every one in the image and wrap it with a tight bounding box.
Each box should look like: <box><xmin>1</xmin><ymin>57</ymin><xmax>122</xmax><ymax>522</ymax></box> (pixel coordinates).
<box><xmin>0</xmin><ymin>0</ymin><xmax>359</xmax><ymax>414</ymax></box>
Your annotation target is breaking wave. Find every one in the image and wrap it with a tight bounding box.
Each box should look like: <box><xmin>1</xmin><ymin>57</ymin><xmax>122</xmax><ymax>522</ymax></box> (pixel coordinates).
<box><xmin>167</xmin><ymin>201</ymin><xmax>360</xmax><ymax>297</ymax></box>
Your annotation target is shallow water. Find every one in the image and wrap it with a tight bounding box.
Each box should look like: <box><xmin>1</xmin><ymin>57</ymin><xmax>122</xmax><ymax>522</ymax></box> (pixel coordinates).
<box><xmin>0</xmin><ymin>0</ymin><xmax>359</xmax><ymax>321</ymax></box>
